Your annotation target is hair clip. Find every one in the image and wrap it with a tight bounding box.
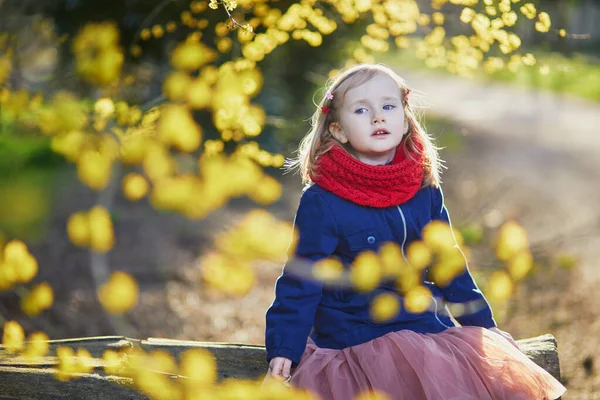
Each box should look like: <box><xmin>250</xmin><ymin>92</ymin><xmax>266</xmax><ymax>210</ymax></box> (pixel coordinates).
<box><xmin>405</xmin><ymin>88</ymin><xmax>411</xmax><ymax>101</ymax></box>
<box><xmin>321</xmin><ymin>106</ymin><xmax>330</xmax><ymax>114</ymax></box>
<box><xmin>325</xmin><ymin>91</ymin><xmax>334</xmax><ymax>101</ymax></box>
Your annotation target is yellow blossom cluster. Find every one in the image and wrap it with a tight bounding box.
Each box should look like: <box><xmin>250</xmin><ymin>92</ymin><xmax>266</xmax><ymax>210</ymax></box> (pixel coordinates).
<box><xmin>99</xmin><ymin>346</ymin><xmax>314</xmax><ymax>400</ymax></box>
<box><xmin>72</xmin><ymin>22</ymin><xmax>124</xmax><ymax>86</ymax></box>
<box><xmin>238</xmin><ymin>1</ymin><xmax>339</xmax><ymax>61</ymax></box>
<box><xmin>20</xmin><ymin>282</ymin><xmax>54</xmax><ymax>316</ymax></box>
<box><xmin>487</xmin><ymin>221</ymin><xmax>534</xmax><ymax>302</ymax></box>
<box><xmin>535</xmin><ymin>12</ymin><xmax>551</xmax><ymax>33</ymax></box>
<box><xmin>0</xmin><ymin>240</ymin><xmax>39</xmax><ymax>291</ymax></box>
<box><xmin>147</xmin><ymin>151</ymin><xmax>282</xmax><ymax>219</ymax></box>
<box><xmin>0</xmin><ymin>88</ymin><xmax>43</xmax><ymax>121</ymax></box>
<box><xmin>55</xmin><ymin>346</ymin><xmax>96</xmax><ymax>381</ymax></box>
<box><xmin>310</xmin><ymin>220</ymin><xmax>468</xmax><ymax>323</ymax></box>
<box><xmin>67</xmin><ymin>206</ymin><xmax>115</xmax><ymax>253</ymax></box>
<box><xmin>1</xmin><ymin>321</ymin><xmax>49</xmax><ymax>358</ymax></box>
<box><xmin>35</xmin><ymin>93</ymin><xmax>121</xmax><ymax>191</ymax></box>
<box><xmin>1</xmin><ymin>320</ymin><xmax>25</xmax><ymax>353</ymax></box>
<box><xmin>97</xmin><ymin>271</ymin><xmax>139</xmax><ymax>314</ymax></box>
<box><xmin>216</xmin><ymin>209</ymin><xmax>295</xmax><ymax>263</ymax></box>
<box><xmin>163</xmin><ymin>60</ymin><xmax>266</xmax><ymax>142</ymax></box>
<box><xmin>202</xmin><ymin>209</ymin><xmax>295</xmax><ymax>297</ymax></box>
<box><xmin>43</xmin><ymin>97</ymin><xmax>161</xmax><ymax>192</ymax></box>
<box><xmin>38</xmin><ymin>91</ymin><xmax>88</xmax><ymax>136</ymax></box>
<box><xmin>23</xmin><ymin>331</ymin><xmax>50</xmax><ymax>359</ymax></box>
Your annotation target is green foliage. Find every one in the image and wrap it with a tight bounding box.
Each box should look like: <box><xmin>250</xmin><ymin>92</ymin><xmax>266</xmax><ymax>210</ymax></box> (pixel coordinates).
<box><xmin>487</xmin><ymin>52</ymin><xmax>600</xmax><ymax>102</ymax></box>
<box><xmin>0</xmin><ymin>117</ymin><xmax>65</xmax><ymax>175</ymax></box>
<box><xmin>0</xmin><ymin>168</ymin><xmax>55</xmax><ymax>240</ymax></box>
<box><xmin>383</xmin><ymin>49</ymin><xmax>600</xmax><ymax>102</ymax></box>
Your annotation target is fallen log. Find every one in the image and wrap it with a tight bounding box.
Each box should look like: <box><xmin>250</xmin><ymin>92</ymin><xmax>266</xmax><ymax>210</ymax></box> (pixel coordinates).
<box><xmin>0</xmin><ymin>334</ymin><xmax>562</xmax><ymax>400</ymax></box>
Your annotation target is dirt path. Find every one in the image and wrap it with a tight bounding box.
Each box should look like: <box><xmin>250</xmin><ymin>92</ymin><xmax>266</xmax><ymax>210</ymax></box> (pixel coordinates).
<box><xmin>401</xmin><ymin>70</ymin><xmax>600</xmax><ymax>399</ymax></box>
<box><xmin>403</xmin><ymin>69</ymin><xmax>600</xmax><ymax>280</ymax></box>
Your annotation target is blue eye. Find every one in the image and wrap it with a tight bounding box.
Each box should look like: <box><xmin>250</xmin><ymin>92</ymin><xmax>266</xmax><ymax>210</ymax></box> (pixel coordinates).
<box><xmin>383</xmin><ymin>104</ymin><xmax>396</xmax><ymax>110</ymax></box>
<box><xmin>354</xmin><ymin>108</ymin><xmax>368</xmax><ymax>114</ymax></box>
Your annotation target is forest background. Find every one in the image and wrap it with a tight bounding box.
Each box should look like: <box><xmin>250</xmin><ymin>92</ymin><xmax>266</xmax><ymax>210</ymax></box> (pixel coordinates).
<box><xmin>1</xmin><ymin>0</ymin><xmax>600</xmax><ymax>398</ymax></box>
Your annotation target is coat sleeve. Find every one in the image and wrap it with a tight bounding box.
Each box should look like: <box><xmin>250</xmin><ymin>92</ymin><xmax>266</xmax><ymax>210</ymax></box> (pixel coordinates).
<box><xmin>265</xmin><ymin>189</ymin><xmax>339</xmax><ymax>366</ymax></box>
<box><xmin>430</xmin><ymin>185</ymin><xmax>497</xmax><ymax>328</ymax></box>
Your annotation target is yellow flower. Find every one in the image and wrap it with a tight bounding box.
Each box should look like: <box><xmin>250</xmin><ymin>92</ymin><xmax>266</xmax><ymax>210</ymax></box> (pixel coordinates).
<box><xmin>98</xmin><ymin>271</ymin><xmax>139</xmax><ymax>314</ymax></box>
<box><xmin>495</xmin><ymin>221</ymin><xmax>529</xmax><ymax>261</ymax></box>
<box><xmin>350</xmin><ymin>251</ymin><xmax>382</xmax><ymax>292</ymax></box>
<box><xmin>143</xmin><ymin>141</ymin><xmax>177</xmax><ymax>181</ymax></box>
<box><xmin>163</xmin><ymin>71</ymin><xmax>192</xmax><ymax>101</ymax></box>
<box><xmin>0</xmin><ymin>262</ymin><xmax>18</xmax><ymax>291</ymax></box>
<box><xmin>51</xmin><ymin>130</ymin><xmax>87</xmax><ymax>162</ymax></box>
<box><xmin>187</xmin><ymin>78</ymin><xmax>212</xmax><ymax>109</ymax></box>
<box><xmin>506</xmin><ymin>250</ymin><xmax>533</xmax><ymax>281</ymax></box>
<box><xmin>312</xmin><ymin>258</ymin><xmax>344</xmax><ymax>282</ymax></box>
<box><xmin>151</xmin><ymin>176</ymin><xmax>197</xmax><ymax>211</ymax></box>
<box><xmin>170</xmin><ymin>41</ymin><xmax>216</xmax><ymax>71</ymax></box>
<box><xmin>77</xmin><ymin>151</ymin><xmax>112</xmax><ymax>190</ymax></box>
<box><xmin>395</xmin><ymin>268</ymin><xmax>421</xmax><ymax>293</ymax></box>
<box><xmin>88</xmin><ymin>206</ymin><xmax>115</xmax><ymax>253</ymax></box>
<box><xmin>21</xmin><ymin>282</ymin><xmax>54</xmax><ymax>316</ymax></box>
<box><xmin>15</xmin><ymin>253</ymin><xmax>38</xmax><ymax>284</ymax></box>
<box><xmin>378</xmin><ymin>242</ymin><xmax>408</xmax><ymax>277</ymax></box>
<box><xmin>55</xmin><ymin>346</ymin><xmax>77</xmax><ymax>381</ymax></box>
<box><xmin>38</xmin><ymin>95</ymin><xmax>87</xmax><ymax>135</ymax></box>
<box><xmin>201</xmin><ymin>253</ymin><xmax>255</xmax><ymax>296</ymax></box>
<box><xmin>102</xmin><ymin>349</ymin><xmax>125</xmax><ymax>376</ymax></box>
<box><xmin>535</xmin><ymin>11</ymin><xmax>551</xmax><ymax>32</ymax></box>
<box><xmin>4</xmin><ymin>240</ymin><xmax>29</xmax><ymax>263</ymax></box>
<box><xmin>151</xmin><ymin>25</ymin><xmax>165</xmax><ymax>38</ymax></box>
<box><xmin>422</xmin><ymin>220</ymin><xmax>456</xmax><ymax>253</ymax></box>
<box><xmin>406</xmin><ymin>241</ymin><xmax>432</xmax><ymax>270</ymax></box>
<box><xmin>370</xmin><ymin>293</ymin><xmax>400</xmax><ymax>323</ymax></box>
<box><xmin>72</xmin><ymin>22</ymin><xmax>124</xmax><ymax>86</ymax></box>
<box><xmin>94</xmin><ymin>98</ymin><xmax>115</xmax><ymax>118</ymax></box>
<box><xmin>122</xmin><ymin>173</ymin><xmax>149</xmax><ymax>201</ymax></box>
<box><xmin>247</xmin><ymin>174</ymin><xmax>282</xmax><ymax>205</ymax></box>
<box><xmin>119</xmin><ymin>135</ymin><xmax>148</xmax><ymax>165</ymax></box>
<box><xmin>74</xmin><ymin>348</ymin><xmax>95</xmax><ymax>374</ymax></box>
<box><xmin>158</xmin><ymin>104</ymin><xmax>203</xmax><ymax>153</ymax></box>
<box><xmin>487</xmin><ymin>270</ymin><xmax>514</xmax><ymax>301</ymax></box>
<box><xmin>519</xmin><ymin>3</ymin><xmax>536</xmax><ymax>19</ymax></box>
<box><xmin>67</xmin><ymin>211</ymin><xmax>90</xmax><ymax>247</ymax></box>
<box><xmin>180</xmin><ymin>348</ymin><xmax>217</xmax><ymax>385</ymax></box>
<box><xmin>23</xmin><ymin>331</ymin><xmax>50</xmax><ymax>359</ymax></box>
<box><xmin>404</xmin><ymin>285</ymin><xmax>432</xmax><ymax>314</ymax></box>
<box><xmin>2</xmin><ymin>320</ymin><xmax>25</xmax><ymax>353</ymax></box>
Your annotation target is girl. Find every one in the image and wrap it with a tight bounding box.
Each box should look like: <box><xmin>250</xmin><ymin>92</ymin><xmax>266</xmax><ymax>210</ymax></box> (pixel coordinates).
<box><xmin>264</xmin><ymin>64</ymin><xmax>566</xmax><ymax>399</ymax></box>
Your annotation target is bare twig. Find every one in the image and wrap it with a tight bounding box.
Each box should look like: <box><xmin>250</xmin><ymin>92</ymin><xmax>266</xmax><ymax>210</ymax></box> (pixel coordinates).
<box><xmin>217</xmin><ymin>1</ymin><xmax>256</xmax><ymax>36</ymax></box>
<box><xmin>130</xmin><ymin>0</ymin><xmax>179</xmax><ymax>48</ymax></box>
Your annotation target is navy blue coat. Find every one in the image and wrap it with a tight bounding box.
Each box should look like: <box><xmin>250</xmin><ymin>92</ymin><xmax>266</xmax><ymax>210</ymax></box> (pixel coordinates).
<box><xmin>265</xmin><ymin>183</ymin><xmax>497</xmax><ymax>366</ymax></box>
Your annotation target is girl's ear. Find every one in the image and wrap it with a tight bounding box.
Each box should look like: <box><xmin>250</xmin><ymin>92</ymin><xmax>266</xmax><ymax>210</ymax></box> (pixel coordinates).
<box><xmin>329</xmin><ymin>122</ymin><xmax>348</xmax><ymax>143</ymax></box>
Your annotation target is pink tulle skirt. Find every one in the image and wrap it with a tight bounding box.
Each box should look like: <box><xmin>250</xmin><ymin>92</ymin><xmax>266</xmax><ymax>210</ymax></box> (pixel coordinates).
<box><xmin>290</xmin><ymin>326</ymin><xmax>566</xmax><ymax>400</ymax></box>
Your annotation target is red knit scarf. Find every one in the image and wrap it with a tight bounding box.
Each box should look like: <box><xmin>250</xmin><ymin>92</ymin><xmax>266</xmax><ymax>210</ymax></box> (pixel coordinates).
<box><xmin>312</xmin><ymin>143</ymin><xmax>425</xmax><ymax>208</ymax></box>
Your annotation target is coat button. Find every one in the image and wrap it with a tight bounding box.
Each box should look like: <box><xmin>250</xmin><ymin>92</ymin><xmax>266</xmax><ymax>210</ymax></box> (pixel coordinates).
<box><xmin>367</xmin><ymin>235</ymin><xmax>376</xmax><ymax>244</ymax></box>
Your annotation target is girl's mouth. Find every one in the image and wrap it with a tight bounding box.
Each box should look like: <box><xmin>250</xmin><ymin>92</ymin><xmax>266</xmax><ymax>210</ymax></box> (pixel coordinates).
<box><xmin>371</xmin><ymin>129</ymin><xmax>390</xmax><ymax>136</ymax></box>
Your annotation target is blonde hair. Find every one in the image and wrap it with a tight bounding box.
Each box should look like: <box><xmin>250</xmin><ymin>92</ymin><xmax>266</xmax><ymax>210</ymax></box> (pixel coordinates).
<box><xmin>286</xmin><ymin>63</ymin><xmax>442</xmax><ymax>188</ymax></box>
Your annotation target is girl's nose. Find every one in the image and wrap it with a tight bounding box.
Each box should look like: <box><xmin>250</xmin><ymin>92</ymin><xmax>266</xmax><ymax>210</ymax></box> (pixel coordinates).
<box><xmin>373</xmin><ymin>114</ymin><xmax>385</xmax><ymax>124</ymax></box>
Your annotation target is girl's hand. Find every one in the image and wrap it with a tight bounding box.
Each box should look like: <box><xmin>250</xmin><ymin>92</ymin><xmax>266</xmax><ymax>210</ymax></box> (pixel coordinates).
<box><xmin>488</xmin><ymin>326</ymin><xmax>520</xmax><ymax>350</ymax></box>
<box><xmin>267</xmin><ymin>356</ymin><xmax>293</xmax><ymax>382</ymax></box>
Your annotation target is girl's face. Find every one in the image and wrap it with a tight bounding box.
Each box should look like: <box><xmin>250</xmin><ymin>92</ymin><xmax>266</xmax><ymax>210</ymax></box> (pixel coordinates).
<box><xmin>329</xmin><ymin>74</ymin><xmax>408</xmax><ymax>166</ymax></box>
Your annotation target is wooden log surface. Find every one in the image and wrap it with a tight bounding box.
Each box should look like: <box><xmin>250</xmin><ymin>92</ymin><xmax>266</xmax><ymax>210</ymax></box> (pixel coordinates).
<box><xmin>0</xmin><ymin>334</ymin><xmax>562</xmax><ymax>400</ymax></box>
